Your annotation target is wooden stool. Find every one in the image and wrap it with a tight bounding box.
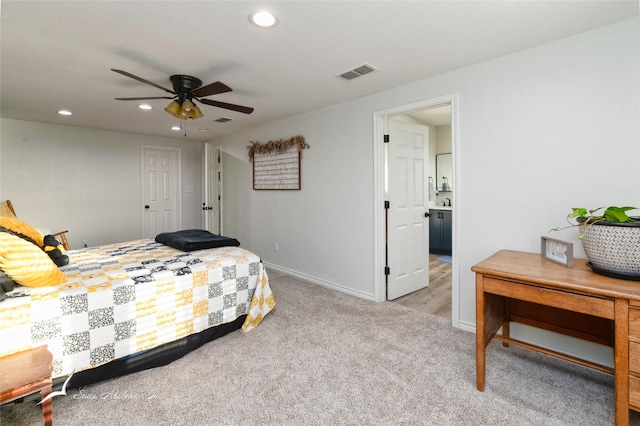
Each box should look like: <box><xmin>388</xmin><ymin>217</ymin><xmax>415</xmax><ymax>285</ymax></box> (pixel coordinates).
<box><xmin>0</xmin><ymin>346</ymin><xmax>53</xmax><ymax>426</ymax></box>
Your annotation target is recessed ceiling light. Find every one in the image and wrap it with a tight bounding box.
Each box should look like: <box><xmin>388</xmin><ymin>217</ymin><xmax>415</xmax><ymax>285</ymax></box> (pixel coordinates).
<box><xmin>58</xmin><ymin>110</ymin><xmax>72</xmax><ymax>116</ymax></box>
<box><xmin>249</xmin><ymin>10</ymin><xmax>278</xmax><ymax>28</ymax></box>
<box><xmin>138</xmin><ymin>104</ymin><xmax>152</xmax><ymax>110</ymax></box>
<box><xmin>171</xmin><ymin>126</ymin><xmax>181</xmax><ymax>131</ymax></box>
<box><xmin>198</xmin><ymin>128</ymin><xmax>210</xmax><ymax>133</ymax></box>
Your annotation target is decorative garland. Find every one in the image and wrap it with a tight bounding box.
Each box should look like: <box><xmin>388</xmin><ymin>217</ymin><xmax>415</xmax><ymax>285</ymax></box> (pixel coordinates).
<box><xmin>247</xmin><ymin>135</ymin><xmax>310</xmax><ymax>161</ymax></box>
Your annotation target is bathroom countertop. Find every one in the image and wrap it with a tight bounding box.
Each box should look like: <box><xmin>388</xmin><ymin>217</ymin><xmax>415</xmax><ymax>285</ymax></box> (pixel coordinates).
<box><xmin>430</xmin><ymin>206</ymin><xmax>453</xmax><ymax>211</ymax></box>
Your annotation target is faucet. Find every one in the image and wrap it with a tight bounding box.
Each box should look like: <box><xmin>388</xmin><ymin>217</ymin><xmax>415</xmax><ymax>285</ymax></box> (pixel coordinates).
<box><xmin>446</xmin><ymin>198</ymin><xmax>451</xmax><ymax>207</ymax></box>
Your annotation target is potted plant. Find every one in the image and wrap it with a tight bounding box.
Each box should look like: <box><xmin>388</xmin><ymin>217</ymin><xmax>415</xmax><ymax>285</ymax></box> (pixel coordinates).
<box><xmin>552</xmin><ymin>206</ymin><xmax>640</xmax><ymax>280</ymax></box>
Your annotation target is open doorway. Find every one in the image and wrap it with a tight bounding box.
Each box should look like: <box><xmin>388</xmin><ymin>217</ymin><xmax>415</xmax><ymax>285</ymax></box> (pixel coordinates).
<box><xmin>373</xmin><ymin>94</ymin><xmax>458</xmax><ymax>327</ymax></box>
<box><xmin>390</xmin><ymin>106</ymin><xmax>452</xmax><ymax>319</ymax></box>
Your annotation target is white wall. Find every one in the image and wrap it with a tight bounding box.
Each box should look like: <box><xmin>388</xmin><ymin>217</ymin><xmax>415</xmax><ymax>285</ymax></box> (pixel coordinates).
<box><xmin>0</xmin><ymin>120</ymin><xmax>204</xmax><ymax>248</ymax></box>
<box><xmin>214</xmin><ymin>18</ymin><xmax>639</xmax><ymax>359</ymax></box>
<box><xmin>221</xmin><ymin>101</ymin><xmax>377</xmax><ymax>299</ymax></box>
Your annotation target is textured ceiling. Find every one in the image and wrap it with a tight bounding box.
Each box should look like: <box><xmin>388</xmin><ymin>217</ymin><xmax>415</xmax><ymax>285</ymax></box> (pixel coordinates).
<box><xmin>1</xmin><ymin>1</ymin><xmax>637</xmax><ymax>141</ymax></box>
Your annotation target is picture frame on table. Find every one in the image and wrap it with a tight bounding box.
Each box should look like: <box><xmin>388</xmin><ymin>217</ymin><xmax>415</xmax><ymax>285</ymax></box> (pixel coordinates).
<box><xmin>541</xmin><ymin>236</ymin><xmax>574</xmax><ymax>267</ymax></box>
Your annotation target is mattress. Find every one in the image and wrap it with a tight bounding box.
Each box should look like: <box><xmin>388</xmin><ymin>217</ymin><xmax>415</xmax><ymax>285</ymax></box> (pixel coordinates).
<box><xmin>0</xmin><ymin>239</ymin><xmax>274</xmax><ymax>379</ymax></box>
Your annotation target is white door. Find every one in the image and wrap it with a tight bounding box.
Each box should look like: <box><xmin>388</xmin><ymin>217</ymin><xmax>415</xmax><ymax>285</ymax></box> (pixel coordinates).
<box><xmin>203</xmin><ymin>143</ymin><xmax>222</xmax><ymax>234</ymax></box>
<box><xmin>141</xmin><ymin>146</ymin><xmax>181</xmax><ymax>238</ymax></box>
<box><xmin>386</xmin><ymin>119</ymin><xmax>430</xmax><ymax>300</ymax></box>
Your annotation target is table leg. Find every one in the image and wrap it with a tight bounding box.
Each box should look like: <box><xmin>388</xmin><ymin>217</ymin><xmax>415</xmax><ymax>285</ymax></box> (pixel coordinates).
<box><xmin>614</xmin><ymin>299</ymin><xmax>629</xmax><ymax>426</ymax></box>
<box><xmin>40</xmin><ymin>385</ymin><xmax>52</xmax><ymax>426</ymax></box>
<box><xmin>502</xmin><ymin>311</ymin><xmax>510</xmax><ymax>347</ymax></box>
<box><xmin>476</xmin><ymin>274</ymin><xmax>486</xmax><ymax>391</ymax></box>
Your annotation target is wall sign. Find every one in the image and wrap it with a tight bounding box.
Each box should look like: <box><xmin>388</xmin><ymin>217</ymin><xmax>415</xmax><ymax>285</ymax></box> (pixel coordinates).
<box><xmin>253</xmin><ymin>150</ymin><xmax>301</xmax><ymax>190</ymax></box>
<box><xmin>248</xmin><ymin>135</ymin><xmax>310</xmax><ymax>190</ymax></box>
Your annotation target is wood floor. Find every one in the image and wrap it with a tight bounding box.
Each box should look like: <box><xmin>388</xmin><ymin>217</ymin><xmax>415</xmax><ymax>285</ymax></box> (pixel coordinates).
<box><xmin>391</xmin><ymin>254</ymin><xmax>452</xmax><ymax>320</ymax></box>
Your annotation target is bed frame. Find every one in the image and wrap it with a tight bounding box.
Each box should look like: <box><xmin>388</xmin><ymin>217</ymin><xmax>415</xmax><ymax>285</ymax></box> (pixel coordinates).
<box><xmin>59</xmin><ymin>314</ymin><xmax>246</xmax><ymax>390</ymax></box>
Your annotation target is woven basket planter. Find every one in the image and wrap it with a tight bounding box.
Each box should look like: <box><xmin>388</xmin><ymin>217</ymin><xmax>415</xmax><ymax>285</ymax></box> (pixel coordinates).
<box><xmin>580</xmin><ymin>219</ymin><xmax>640</xmax><ymax>280</ymax></box>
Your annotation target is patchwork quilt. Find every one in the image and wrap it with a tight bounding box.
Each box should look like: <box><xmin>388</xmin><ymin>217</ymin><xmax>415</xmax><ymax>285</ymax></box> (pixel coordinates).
<box><xmin>0</xmin><ymin>240</ymin><xmax>274</xmax><ymax>378</ymax></box>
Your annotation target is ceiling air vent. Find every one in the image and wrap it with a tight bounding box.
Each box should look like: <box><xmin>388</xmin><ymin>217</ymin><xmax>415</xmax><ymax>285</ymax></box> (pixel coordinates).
<box><xmin>338</xmin><ymin>63</ymin><xmax>378</xmax><ymax>81</ymax></box>
<box><xmin>215</xmin><ymin>117</ymin><xmax>232</xmax><ymax>123</ymax></box>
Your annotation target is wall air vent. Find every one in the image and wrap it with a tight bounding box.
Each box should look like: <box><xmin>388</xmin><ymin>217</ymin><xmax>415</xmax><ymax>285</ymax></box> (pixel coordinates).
<box><xmin>338</xmin><ymin>63</ymin><xmax>378</xmax><ymax>81</ymax></box>
<box><xmin>215</xmin><ymin>117</ymin><xmax>232</xmax><ymax>123</ymax></box>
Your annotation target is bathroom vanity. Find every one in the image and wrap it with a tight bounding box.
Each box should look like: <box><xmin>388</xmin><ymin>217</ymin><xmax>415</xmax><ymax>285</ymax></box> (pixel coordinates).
<box><xmin>429</xmin><ymin>208</ymin><xmax>452</xmax><ymax>255</ymax></box>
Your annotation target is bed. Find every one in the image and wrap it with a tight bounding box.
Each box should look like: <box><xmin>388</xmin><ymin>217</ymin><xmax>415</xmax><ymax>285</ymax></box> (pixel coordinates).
<box><xmin>0</xmin><ymin>229</ymin><xmax>274</xmax><ymax>389</ymax></box>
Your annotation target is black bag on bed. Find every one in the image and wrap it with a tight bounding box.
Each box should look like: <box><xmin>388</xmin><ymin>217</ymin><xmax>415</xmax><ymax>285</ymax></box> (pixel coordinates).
<box><xmin>155</xmin><ymin>229</ymin><xmax>240</xmax><ymax>252</ymax></box>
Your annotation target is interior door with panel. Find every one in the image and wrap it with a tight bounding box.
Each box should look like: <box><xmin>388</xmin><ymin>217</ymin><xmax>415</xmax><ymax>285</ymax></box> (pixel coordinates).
<box><xmin>386</xmin><ymin>119</ymin><xmax>430</xmax><ymax>300</ymax></box>
<box><xmin>203</xmin><ymin>143</ymin><xmax>221</xmax><ymax>234</ymax></box>
<box><xmin>141</xmin><ymin>146</ymin><xmax>181</xmax><ymax>239</ymax></box>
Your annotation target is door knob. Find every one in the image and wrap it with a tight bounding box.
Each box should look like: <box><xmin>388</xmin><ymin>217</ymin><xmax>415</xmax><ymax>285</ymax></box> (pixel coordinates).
<box><xmin>145</xmin><ymin>205</ymin><xmax>149</xmax><ymax>209</ymax></box>
<box><xmin>424</xmin><ymin>212</ymin><xmax>430</xmax><ymax>218</ymax></box>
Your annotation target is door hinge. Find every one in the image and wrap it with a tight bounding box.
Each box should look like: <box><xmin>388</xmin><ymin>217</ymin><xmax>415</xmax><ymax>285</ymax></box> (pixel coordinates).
<box><xmin>217</xmin><ymin>156</ymin><xmax>221</xmax><ymax>163</ymax></box>
<box><xmin>218</xmin><ymin>195</ymin><xmax>221</xmax><ymax>201</ymax></box>
<box><xmin>384</xmin><ymin>266</ymin><xmax>390</xmax><ymax>276</ymax></box>
<box><xmin>384</xmin><ymin>201</ymin><xmax>390</xmax><ymax>209</ymax></box>
<box><xmin>384</xmin><ymin>134</ymin><xmax>389</xmax><ymax>143</ymax></box>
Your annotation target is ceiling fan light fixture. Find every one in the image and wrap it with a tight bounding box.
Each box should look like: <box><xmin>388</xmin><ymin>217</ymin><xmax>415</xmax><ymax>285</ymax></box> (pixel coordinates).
<box><xmin>165</xmin><ymin>101</ymin><xmax>181</xmax><ymax>118</ymax></box>
<box><xmin>191</xmin><ymin>104</ymin><xmax>204</xmax><ymax>119</ymax></box>
<box><xmin>181</xmin><ymin>99</ymin><xmax>194</xmax><ymax>113</ymax></box>
<box><xmin>250</xmin><ymin>10</ymin><xmax>278</xmax><ymax>28</ymax></box>
<box><xmin>113</xmin><ymin>69</ymin><xmax>254</xmax><ymax>121</ymax></box>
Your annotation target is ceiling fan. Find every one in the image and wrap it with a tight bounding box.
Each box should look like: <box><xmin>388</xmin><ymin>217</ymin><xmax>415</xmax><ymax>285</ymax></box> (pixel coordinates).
<box><xmin>111</xmin><ymin>69</ymin><xmax>254</xmax><ymax>120</ymax></box>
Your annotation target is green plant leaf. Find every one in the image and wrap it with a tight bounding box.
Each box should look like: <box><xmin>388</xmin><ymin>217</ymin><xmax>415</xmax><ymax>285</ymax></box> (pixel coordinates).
<box><xmin>553</xmin><ymin>205</ymin><xmax>639</xmax><ymax>235</ymax></box>
<box><xmin>603</xmin><ymin>206</ymin><xmax>638</xmax><ymax>223</ymax></box>
<box><xmin>588</xmin><ymin>207</ymin><xmax>605</xmax><ymax>216</ymax></box>
<box><xmin>569</xmin><ymin>207</ymin><xmax>589</xmax><ymax>219</ymax></box>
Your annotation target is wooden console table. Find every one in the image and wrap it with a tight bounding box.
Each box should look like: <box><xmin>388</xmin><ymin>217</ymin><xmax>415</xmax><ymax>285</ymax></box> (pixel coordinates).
<box><xmin>0</xmin><ymin>346</ymin><xmax>53</xmax><ymax>426</ymax></box>
<box><xmin>473</xmin><ymin>250</ymin><xmax>640</xmax><ymax>426</ymax></box>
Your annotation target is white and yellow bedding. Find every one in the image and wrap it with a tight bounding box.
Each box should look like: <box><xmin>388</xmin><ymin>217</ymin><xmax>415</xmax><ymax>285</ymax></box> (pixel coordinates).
<box><xmin>0</xmin><ymin>239</ymin><xmax>274</xmax><ymax>378</ymax></box>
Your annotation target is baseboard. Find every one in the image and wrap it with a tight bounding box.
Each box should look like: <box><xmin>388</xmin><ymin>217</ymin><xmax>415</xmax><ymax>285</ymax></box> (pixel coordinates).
<box><xmin>457</xmin><ymin>319</ymin><xmax>476</xmax><ymax>334</ymax></box>
<box><xmin>263</xmin><ymin>262</ymin><xmax>376</xmax><ymax>301</ymax></box>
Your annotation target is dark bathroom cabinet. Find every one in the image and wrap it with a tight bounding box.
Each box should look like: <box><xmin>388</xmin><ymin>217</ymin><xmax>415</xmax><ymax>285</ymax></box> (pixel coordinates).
<box><xmin>429</xmin><ymin>209</ymin><xmax>452</xmax><ymax>255</ymax></box>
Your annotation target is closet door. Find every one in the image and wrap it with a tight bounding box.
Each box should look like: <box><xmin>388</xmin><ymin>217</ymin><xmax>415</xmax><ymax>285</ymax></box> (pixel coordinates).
<box><xmin>203</xmin><ymin>143</ymin><xmax>222</xmax><ymax>234</ymax></box>
<box><xmin>141</xmin><ymin>146</ymin><xmax>181</xmax><ymax>238</ymax></box>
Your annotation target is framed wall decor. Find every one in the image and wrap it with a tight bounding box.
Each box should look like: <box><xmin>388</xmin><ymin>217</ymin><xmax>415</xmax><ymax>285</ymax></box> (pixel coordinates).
<box><xmin>248</xmin><ymin>135</ymin><xmax>309</xmax><ymax>190</ymax></box>
<box><xmin>540</xmin><ymin>236</ymin><xmax>574</xmax><ymax>267</ymax></box>
<box><xmin>253</xmin><ymin>150</ymin><xmax>301</xmax><ymax>190</ymax></box>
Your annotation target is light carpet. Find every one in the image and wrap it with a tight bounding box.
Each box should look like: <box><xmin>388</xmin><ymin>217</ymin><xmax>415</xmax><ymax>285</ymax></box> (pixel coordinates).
<box><xmin>2</xmin><ymin>269</ymin><xmax>638</xmax><ymax>425</ymax></box>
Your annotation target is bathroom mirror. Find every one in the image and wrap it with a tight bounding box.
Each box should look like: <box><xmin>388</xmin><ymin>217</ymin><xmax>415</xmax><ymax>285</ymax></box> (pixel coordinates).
<box><xmin>436</xmin><ymin>153</ymin><xmax>453</xmax><ymax>192</ymax></box>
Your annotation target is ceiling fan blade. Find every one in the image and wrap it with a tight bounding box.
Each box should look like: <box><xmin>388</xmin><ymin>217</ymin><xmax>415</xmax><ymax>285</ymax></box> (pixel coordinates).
<box><xmin>198</xmin><ymin>98</ymin><xmax>254</xmax><ymax>114</ymax></box>
<box><xmin>191</xmin><ymin>81</ymin><xmax>232</xmax><ymax>98</ymax></box>
<box><xmin>115</xmin><ymin>96</ymin><xmax>175</xmax><ymax>101</ymax></box>
<box><xmin>111</xmin><ymin>69</ymin><xmax>175</xmax><ymax>94</ymax></box>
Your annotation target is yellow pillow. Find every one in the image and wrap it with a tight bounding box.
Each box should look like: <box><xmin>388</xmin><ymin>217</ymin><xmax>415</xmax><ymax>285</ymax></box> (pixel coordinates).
<box><xmin>0</xmin><ymin>231</ymin><xmax>67</xmax><ymax>288</ymax></box>
<box><xmin>0</xmin><ymin>216</ymin><xmax>45</xmax><ymax>247</ymax></box>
